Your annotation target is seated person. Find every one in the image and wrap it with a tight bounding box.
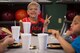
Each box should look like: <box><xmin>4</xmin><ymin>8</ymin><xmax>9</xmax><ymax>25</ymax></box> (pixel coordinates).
<box><xmin>20</xmin><ymin>1</ymin><xmax>51</xmax><ymax>33</ymax></box>
<box><xmin>51</xmin><ymin>14</ymin><xmax>80</xmax><ymax>53</ymax></box>
<box><xmin>0</xmin><ymin>27</ymin><xmax>14</xmax><ymax>53</ymax></box>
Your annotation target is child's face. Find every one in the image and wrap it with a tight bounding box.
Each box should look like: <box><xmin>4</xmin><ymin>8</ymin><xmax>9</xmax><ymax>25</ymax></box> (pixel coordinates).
<box><xmin>27</xmin><ymin>5</ymin><xmax>40</xmax><ymax>18</ymax></box>
<box><xmin>70</xmin><ymin>15</ymin><xmax>80</xmax><ymax>35</ymax></box>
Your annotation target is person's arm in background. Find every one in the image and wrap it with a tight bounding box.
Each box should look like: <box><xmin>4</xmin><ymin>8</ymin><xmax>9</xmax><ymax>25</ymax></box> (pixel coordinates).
<box><xmin>43</xmin><ymin>26</ymin><xmax>48</xmax><ymax>33</ymax></box>
<box><xmin>19</xmin><ymin>17</ymin><xmax>28</xmax><ymax>33</ymax></box>
<box><xmin>43</xmin><ymin>15</ymin><xmax>52</xmax><ymax>33</ymax></box>
<box><xmin>51</xmin><ymin>29</ymin><xmax>75</xmax><ymax>53</ymax></box>
<box><xmin>19</xmin><ymin>20</ymin><xmax>24</xmax><ymax>33</ymax></box>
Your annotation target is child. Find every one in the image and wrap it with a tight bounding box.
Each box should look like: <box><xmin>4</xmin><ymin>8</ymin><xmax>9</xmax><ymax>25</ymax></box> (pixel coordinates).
<box><xmin>51</xmin><ymin>14</ymin><xmax>80</xmax><ymax>53</ymax></box>
<box><xmin>20</xmin><ymin>1</ymin><xmax>51</xmax><ymax>33</ymax></box>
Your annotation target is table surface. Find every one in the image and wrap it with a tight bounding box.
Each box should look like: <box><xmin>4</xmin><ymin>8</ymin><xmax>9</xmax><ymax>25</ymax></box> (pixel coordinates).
<box><xmin>5</xmin><ymin>35</ymin><xmax>65</xmax><ymax>53</ymax></box>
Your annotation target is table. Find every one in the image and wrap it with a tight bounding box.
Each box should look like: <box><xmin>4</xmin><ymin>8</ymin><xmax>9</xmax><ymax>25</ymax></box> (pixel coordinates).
<box><xmin>5</xmin><ymin>35</ymin><xmax>65</xmax><ymax>53</ymax></box>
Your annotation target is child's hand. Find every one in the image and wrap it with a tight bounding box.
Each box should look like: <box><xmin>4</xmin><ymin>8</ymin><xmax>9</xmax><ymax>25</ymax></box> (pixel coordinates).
<box><xmin>19</xmin><ymin>20</ymin><xmax>22</xmax><ymax>22</ymax></box>
<box><xmin>4</xmin><ymin>37</ymin><xmax>14</xmax><ymax>45</ymax></box>
<box><xmin>51</xmin><ymin>29</ymin><xmax>61</xmax><ymax>39</ymax></box>
<box><xmin>44</xmin><ymin>14</ymin><xmax>52</xmax><ymax>27</ymax></box>
<box><xmin>3</xmin><ymin>35</ymin><xmax>13</xmax><ymax>41</ymax></box>
<box><xmin>66</xmin><ymin>29</ymin><xmax>73</xmax><ymax>36</ymax></box>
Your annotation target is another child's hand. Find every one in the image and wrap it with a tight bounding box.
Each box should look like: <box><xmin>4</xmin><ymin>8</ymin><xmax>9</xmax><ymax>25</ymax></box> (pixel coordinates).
<box><xmin>51</xmin><ymin>29</ymin><xmax>61</xmax><ymax>39</ymax></box>
<box><xmin>66</xmin><ymin>29</ymin><xmax>73</xmax><ymax>36</ymax></box>
<box><xmin>4</xmin><ymin>37</ymin><xmax>14</xmax><ymax>45</ymax></box>
<box><xmin>3</xmin><ymin>35</ymin><xmax>14</xmax><ymax>45</ymax></box>
<box><xmin>44</xmin><ymin>15</ymin><xmax>52</xmax><ymax>27</ymax></box>
<box><xmin>3</xmin><ymin>35</ymin><xmax>12</xmax><ymax>40</ymax></box>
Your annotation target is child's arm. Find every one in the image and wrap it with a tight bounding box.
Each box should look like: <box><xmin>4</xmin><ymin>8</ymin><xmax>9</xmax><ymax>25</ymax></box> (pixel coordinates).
<box><xmin>44</xmin><ymin>15</ymin><xmax>51</xmax><ymax>27</ymax></box>
<box><xmin>0</xmin><ymin>36</ymin><xmax>14</xmax><ymax>53</ymax></box>
<box><xmin>0</xmin><ymin>44</ymin><xmax>4</xmax><ymax>53</ymax></box>
<box><xmin>0</xmin><ymin>39</ymin><xmax>4</xmax><ymax>43</ymax></box>
<box><xmin>43</xmin><ymin>26</ymin><xmax>48</xmax><ymax>33</ymax></box>
<box><xmin>19</xmin><ymin>20</ymin><xmax>23</xmax><ymax>32</ymax></box>
<box><xmin>43</xmin><ymin>15</ymin><xmax>52</xmax><ymax>32</ymax></box>
<box><xmin>51</xmin><ymin>30</ymin><xmax>75</xmax><ymax>53</ymax></box>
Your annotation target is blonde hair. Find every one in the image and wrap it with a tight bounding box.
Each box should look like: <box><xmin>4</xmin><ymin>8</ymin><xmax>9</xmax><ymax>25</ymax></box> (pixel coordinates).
<box><xmin>27</xmin><ymin>1</ymin><xmax>40</xmax><ymax>10</ymax></box>
<box><xmin>73</xmin><ymin>15</ymin><xmax>80</xmax><ymax>23</ymax></box>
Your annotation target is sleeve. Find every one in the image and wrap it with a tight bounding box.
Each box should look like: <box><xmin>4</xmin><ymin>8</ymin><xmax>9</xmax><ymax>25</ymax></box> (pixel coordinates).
<box><xmin>22</xmin><ymin>17</ymin><xmax>29</xmax><ymax>22</ymax></box>
<box><xmin>39</xmin><ymin>18</ymin><xmax>45</xmax><ymax>23</ymax></box>
<box><xmin>22</xmin><ymin>18</ymin><xmax>27</xmax><ymax>22</ymax></box>
<box><xmin>71</xmin><ymin>36</ymin><xmax>80</xmax><ymax>53</ymax></box>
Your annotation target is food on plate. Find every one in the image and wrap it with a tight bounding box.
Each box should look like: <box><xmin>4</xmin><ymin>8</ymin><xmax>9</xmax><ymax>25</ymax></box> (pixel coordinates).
<box><xmin>30</xmin><ymin>45</ymin><xmax>36</xmax><ymax>49</ymax></box>
<box><xmin>47</xmin><ymin>29</ymin><xmax>53</xmax><ymax>33</ymax></box>
<box><xmin>12</xmin><ymin>43</ymin><xmax>22</xmax><ymax>46</ymax></box>
<box><xmin>47</xmin><ymin>43</ymin><xmax>62</xmax><ymax>49</ymax></box>
<box><xmin>48</xmin><ymin>44</ymin><xmax>61</xmax><ymax>48</ymax></box>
